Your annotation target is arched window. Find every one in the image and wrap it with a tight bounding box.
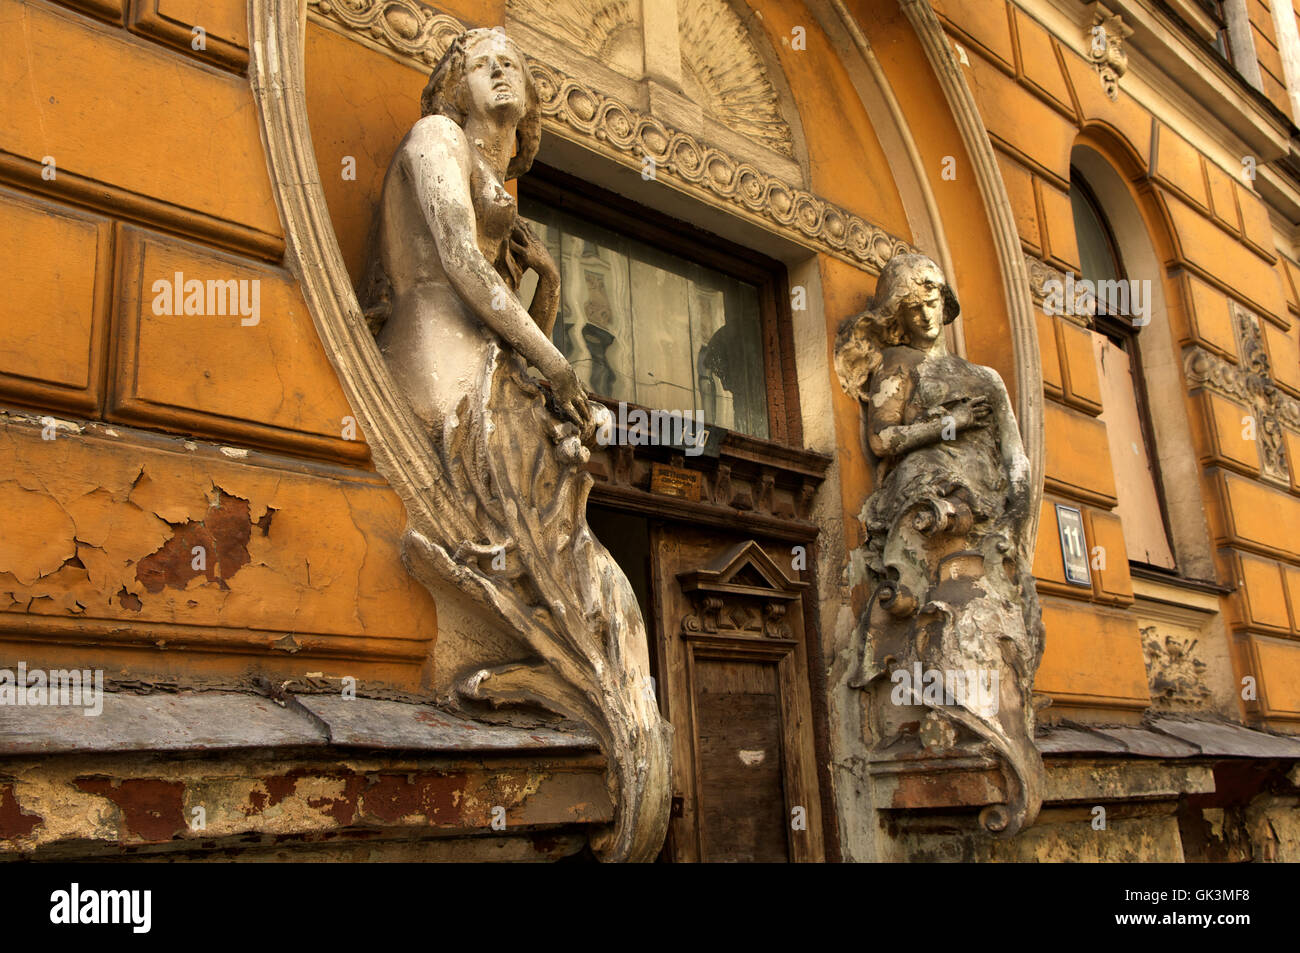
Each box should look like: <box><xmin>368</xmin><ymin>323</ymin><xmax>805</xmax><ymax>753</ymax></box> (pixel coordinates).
<box><xmin>1069</xmin><ymin>168</ymin><xmax>1177</xmax><ymax>570</ymax></box>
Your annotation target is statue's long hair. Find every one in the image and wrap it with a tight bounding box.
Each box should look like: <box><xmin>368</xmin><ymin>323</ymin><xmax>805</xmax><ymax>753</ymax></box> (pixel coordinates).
<box><xmin>833</xmin><ymin>253</ymin><xmax>960</xmax><ymax>399</ymax></box>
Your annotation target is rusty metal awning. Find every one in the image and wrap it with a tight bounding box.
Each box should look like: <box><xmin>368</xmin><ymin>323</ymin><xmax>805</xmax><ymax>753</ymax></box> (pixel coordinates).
<box><xmin>1037</xmin><ymin>715</ymin><xmax>1300</xmax><ymax>760</ymax></box>
<box><xmin>0</xmin><ymin>690</ymin><xmax>599</xmax><ymax>757</ymax></box>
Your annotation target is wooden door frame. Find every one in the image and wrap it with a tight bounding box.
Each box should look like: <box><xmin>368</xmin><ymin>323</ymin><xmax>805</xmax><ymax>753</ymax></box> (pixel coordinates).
<box><xmin>651</xmin><ymin>531</ymin><xmax>826</xmax><ymax>862</ymax></box>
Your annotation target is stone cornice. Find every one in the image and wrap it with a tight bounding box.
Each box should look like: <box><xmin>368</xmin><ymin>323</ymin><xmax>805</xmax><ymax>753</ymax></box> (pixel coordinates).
<box><xmin>305</xmin><ymin>0</ymin><xmax>913</xmax><ymax>273</ymax></box>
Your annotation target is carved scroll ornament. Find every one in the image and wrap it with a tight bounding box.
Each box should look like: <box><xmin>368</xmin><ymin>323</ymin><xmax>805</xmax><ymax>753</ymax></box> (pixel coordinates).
<box><xmin>1086</xmin><ymin>3</ymin><xmax>1133</xmax><ymax>102</ymax></box>
<box><xmin>249</xmin><ymin>8</ymin><xmax>669</xmax><ymax>861</ymax></box>
<box><xmin>834</xmin><ymin>254</ymin><xmax>1045</xmax><ymax>836</ymax></box>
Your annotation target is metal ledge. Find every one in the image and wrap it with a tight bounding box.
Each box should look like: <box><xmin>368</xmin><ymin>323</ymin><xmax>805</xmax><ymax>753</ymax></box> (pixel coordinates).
<box><xmin>870</xmin><ymin>715</ymin><xmax>1300</xmax><ymax>813</ymax></box>
<box><xmin>0</xmin><ymin>691</ymin><xmax>599</xmax><ymax>757</ymax></box>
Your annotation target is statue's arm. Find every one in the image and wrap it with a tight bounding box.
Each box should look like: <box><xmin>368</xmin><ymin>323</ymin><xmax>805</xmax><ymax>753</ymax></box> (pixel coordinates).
<box><xmin>870</xmin><ymin>416</ymin><xmax>950</xmax><ymax>457</ymax></box>
<box><xmin>528</xmin><ymin>268</ymin><xmax>560</xmax><ymax>338</ymax></box>
<box><xmin>983</xmin><ymin>366</ymin><xmax>1032</xmax><ymax>518</ymax></box>
<box><xmin>866</xmin><ymin>366</ymin><xmax>945</xmax><ymax>457</ymax></box>
<box><xmin>402</xmin><ymin>117</ymin><xmax>571</xmax><ymax>384</ymax></box>
<box><xmin>511</xmin><ymin>220</ymin><xmax>560</xmax><ymax>337</ymax></box>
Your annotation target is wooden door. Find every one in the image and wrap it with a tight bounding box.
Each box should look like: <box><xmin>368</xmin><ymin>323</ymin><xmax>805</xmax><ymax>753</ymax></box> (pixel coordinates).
<box><xmin>650</xmin><ymin>528</ymin><xmax>824</xmax><ymax>862</ymax></box>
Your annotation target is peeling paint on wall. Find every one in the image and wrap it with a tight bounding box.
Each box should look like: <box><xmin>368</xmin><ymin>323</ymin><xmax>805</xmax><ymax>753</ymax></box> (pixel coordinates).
<box><xmin>135</xmin><ymin>489</ymin><xmax>271</xmax><ymax>593</ymax></box>
<box><xmin>0</xmin><ymin>415</ymin><xmax>437</xmax><ymax>692</ymax></box>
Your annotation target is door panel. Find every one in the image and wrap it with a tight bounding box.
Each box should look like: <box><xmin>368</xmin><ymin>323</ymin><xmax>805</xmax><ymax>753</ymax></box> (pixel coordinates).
<box><xmin>695</xmin><ymin>658</ymin><xmax>788</xmax><ymax>862</ymax></box>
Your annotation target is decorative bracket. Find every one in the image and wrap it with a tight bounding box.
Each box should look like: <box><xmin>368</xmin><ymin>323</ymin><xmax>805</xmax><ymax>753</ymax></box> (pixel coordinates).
<box><xmin>1183</xmin><ymin>302</ymin><xmax>1299</xmax><ymax>487</ymax></box>
<box><xmin>1086</xmin><ymin>3</ymin><xmax>1134</xmax><ymax>102</ymax></box>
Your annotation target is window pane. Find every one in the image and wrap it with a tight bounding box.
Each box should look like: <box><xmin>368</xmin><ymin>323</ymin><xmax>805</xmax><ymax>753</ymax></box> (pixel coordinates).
<box><xmin>1070</xmin><ymin>183</ymin><xmax>1120</xmax><ymax>286</ymax></box>
<box><xmin>520</xmin><ymin>198</ymin><xmax>769</xmax><ymax>439</ymax></box>
<box><xmin>629</xmin><ymin>252</ymin><xmax>695</xmax><ymax>416</ymax></box>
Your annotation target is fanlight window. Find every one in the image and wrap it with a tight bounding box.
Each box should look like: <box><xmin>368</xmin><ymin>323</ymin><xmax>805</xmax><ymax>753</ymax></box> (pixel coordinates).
<box><xmin>519</xmin><ymin>198</ymin><xmax>770</xmax><ymax>440</ymax></box>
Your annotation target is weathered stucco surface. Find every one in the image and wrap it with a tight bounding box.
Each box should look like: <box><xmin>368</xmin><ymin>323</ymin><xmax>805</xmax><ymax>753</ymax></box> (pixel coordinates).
<box><xmin>0</xmin><ymin>749</ymin><xmax>611</xmax><ymax>858</ymax></box>
<box><xmin>0</xmin><ymin>411</ymin><xmax>437</xmax><ymax>693</ymax></box>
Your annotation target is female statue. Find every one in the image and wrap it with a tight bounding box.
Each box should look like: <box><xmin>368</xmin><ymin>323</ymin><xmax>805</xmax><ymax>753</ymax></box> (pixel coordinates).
<box><xmin>835</xmin><ymin>253</ymin><xmax>1043</xmax><ymax>835</ymax></box>
<box><xmin>368</xmin><ymin>28</ymin><xmax>588</xmax><ymax>439</ymax></box>
<box><xmin>363</xmin><ymin>28</ymin><xmax>670</xmax><ymax>862</ymax></box>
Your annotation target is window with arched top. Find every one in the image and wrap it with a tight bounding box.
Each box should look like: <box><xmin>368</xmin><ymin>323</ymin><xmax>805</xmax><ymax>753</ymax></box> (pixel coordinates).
<box><xmin>1069</xmin><ymin>167</ymin><xmax>1177</xmax><ymax>570</ymax></box>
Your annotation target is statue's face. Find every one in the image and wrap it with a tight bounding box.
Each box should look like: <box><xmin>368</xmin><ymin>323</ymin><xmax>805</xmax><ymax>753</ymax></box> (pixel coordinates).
<box><xmin>900</xmin><ymin>288</ymin><xmax>944</xmax><ymax>347</ymax></box>
<box><xmin>463</xmin><ymin>35</ymin><xmax>527</xmax><ymax>124</ymax></box>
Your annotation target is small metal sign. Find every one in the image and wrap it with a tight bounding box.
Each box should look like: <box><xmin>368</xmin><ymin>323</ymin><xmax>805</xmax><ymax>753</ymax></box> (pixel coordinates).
<box><xmin>651</xmin><ymin>463</ymin><xmax>703</xmax><ymax>501</ymax></box>
<box><xmin>1055</xmin><ymin>503</ymin><xmax>1091</xmax><ymax>588</ymax></box>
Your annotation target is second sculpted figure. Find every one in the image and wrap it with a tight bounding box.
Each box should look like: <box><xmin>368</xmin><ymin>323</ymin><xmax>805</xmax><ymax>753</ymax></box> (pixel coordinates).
<box><xmin>362</xmin><ymin>27</ymin><xmax>671</xmax><ymax>862</ymax></box>
<box><xmin>835</xmin><ymin>254</ymin><xmax>1045</xmax><ymax>836</ymax></box>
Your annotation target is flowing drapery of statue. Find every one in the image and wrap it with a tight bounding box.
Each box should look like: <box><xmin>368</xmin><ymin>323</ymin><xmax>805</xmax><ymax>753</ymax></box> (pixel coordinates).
<box><xmin>360</xmin><ymin>27</ymin><xmax>671</xmax><ymax>862</ymax></box>
<box><xmin>834</xmin><ymin>254</ymin><xmax>1045</xmax><ymax>836</ymax></box>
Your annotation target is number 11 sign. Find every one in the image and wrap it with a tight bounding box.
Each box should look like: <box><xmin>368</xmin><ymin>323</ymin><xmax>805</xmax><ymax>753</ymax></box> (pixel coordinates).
<box><xmin>1055</xmin><ymin>504</ymin><xmax>1091</xmax><ymax>588</ymax></box>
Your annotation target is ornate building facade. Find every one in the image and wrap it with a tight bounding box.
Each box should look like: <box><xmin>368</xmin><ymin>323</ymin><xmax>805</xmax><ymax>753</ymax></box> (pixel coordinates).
<box><xmin>1</xmin><ymin>0</ymin><xmax>1299</xmax><ymax>861</ymax></box>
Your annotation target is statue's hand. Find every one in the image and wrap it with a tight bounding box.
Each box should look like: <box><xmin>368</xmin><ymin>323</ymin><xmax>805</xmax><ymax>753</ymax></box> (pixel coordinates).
<box><xmin>511</xmin><ymin>219</ymin><xmax>558</xmax><ymax>289</ymax></box>
<box><xmin>950</xmin><ymin>395</ymin><xmax>992</xmax><ymax>431</ymax></box>
<box><xmin>552</xmin><ymin>365</ymin><xmax>596</xmax><ymax>442</ymax></box>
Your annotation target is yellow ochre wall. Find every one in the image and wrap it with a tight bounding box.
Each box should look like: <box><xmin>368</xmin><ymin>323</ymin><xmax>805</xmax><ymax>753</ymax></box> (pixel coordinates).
<box><xmin>0</xmin><ymin>0</ymin><xmax>436</xmax><ymax>694</ymax></box>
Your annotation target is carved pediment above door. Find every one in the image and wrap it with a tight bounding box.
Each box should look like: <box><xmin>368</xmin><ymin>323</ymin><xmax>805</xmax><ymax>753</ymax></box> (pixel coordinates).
<box><xmin>678</xmin><ymin>539</ymin><xmax>808</xmax><ymax>640</ymax></box>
